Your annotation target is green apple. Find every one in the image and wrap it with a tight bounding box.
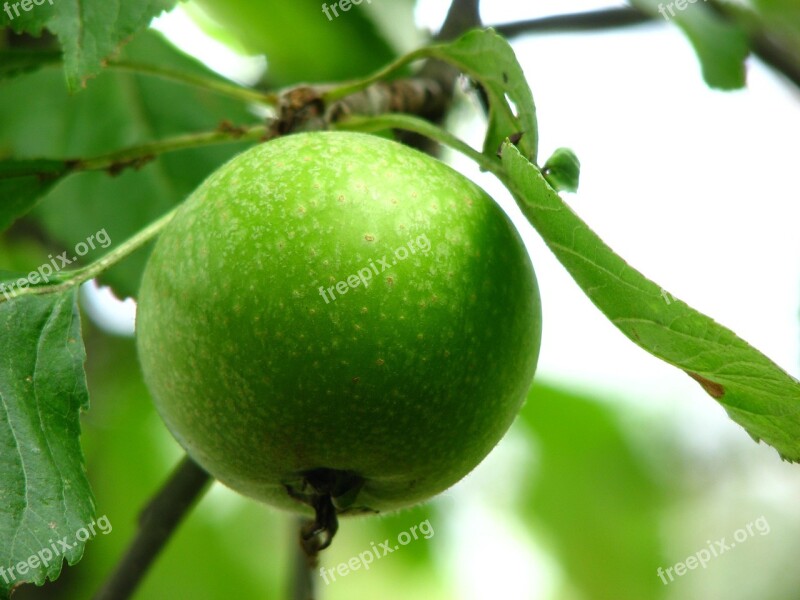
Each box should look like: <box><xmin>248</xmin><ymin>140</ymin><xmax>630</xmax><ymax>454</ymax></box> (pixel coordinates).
<box><xmin>136</xmin><ymin>131</ymin><xmax>541</xmax><ymax>517</ymax></box>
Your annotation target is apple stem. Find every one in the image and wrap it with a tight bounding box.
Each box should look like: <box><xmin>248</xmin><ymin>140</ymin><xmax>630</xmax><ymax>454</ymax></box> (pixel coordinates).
<box><xmin>300</xmin><ymin>492</ymin><xmax>340</xmax><ymax>558</ymax></box>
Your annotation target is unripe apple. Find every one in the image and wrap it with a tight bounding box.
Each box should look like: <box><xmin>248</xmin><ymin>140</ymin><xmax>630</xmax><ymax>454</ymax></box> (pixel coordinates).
<box><xmin>136</xmin><ymin>131</ymin><xmax>541</xmax><ymax>516</ymax></box>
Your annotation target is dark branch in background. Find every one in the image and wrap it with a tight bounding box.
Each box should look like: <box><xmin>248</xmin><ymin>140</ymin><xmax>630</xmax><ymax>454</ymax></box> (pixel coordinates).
<box><xmin>493</xmin><ymin>6</ymin><xmax>653</xmax><ymax>37</ymax></box>
<box><xmin>493</xmin><ymin>5</ymin><xmax>800</xmax><ymax>92</ymax></box>
<box><xmin>397</xmin><ymin>0</ymin><xmax>482</xmax><ymax>152</ymax></box>
<box><xmin>93</xmin><ymin>457</ymin><xmax>211</xmax><ymax>600</ymax></box>
<box><xmin>748</xmin><ymin>33</ymin><xmax>800</xmax><ymax>90</ymax></box>
<box><xmin>706</xmin><ymin>0</ymin><xmax>800</xmax><ymax>90</ymax></box>
<box><xmin>437</xmin><ymin>0</ymin><xmax>481</xmax><ymax>41</ymax></box>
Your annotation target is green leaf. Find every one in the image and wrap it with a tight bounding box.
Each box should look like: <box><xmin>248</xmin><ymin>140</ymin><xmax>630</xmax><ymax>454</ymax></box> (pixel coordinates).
<box><xmin>0</xmin><ymin>289</ymin><xmax>94</xmax><ymax>598</ymax></box>
<box><xmin>1</xmin><ymin>0</ymin><xmax>178</xmax><ymax>92</ymax></box>
<box><xmin>192</xmin><ymin>0</ymin><xmax>397</xmax><ymax>86</ymax></box>
<box><xmin>0</xmin><ymin>31</ymin><xmax>256</xmax><ymax>298</ymax></box>
<box><xmin>0</xmin><ymin>159</ymin><xmax>69</xmax><ymax>232</ymax></box>
<box><xmin>425</xmin><ymin>28</ymin><xmax>538</xmax><ymax>162</ymax></box>
<box><xmin>499</xmin><ymin>141</ymin><xmax>800</xmax><ymax>461</ymax></box>
<box><xmin>518</xmin><ymin>384</ymin><xmax>667</xmax><ymax>600</ymax></box>
<box><xmin>676</xmin><ymin>8</ymin><xmax>750</xmax><ymax>89</ymax></box>
<box><xmin>542</xmin><ymin>147</ymin><xmax>580</xmax><ymax>193</ymax></box>
<box><xmin>631</xmin><ymin>0</ymin><xmax>749</xmax><ymax>89</ymax></box>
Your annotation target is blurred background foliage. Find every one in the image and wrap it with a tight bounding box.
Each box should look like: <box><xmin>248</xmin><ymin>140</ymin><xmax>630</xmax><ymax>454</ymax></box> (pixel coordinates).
<box><xmin>2</xmin><ymin>0</ymin><xmax>800</xmax><ymax>598</ymax></box>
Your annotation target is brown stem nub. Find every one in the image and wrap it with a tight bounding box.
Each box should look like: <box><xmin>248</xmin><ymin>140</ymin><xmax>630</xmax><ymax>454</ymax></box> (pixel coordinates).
<box><xmin>300</xmin><ymin>491</ymin><xmax>339</xmax><ymax>560</ymax></box>
<box><xmin>285</xmin><ymin>468</ymin><xmax>367</xmax><ymax>565</ymax></box>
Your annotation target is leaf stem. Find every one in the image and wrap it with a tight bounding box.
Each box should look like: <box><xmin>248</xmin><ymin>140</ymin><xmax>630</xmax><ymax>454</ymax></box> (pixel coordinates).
<box><xmin>106</xmin><ymin>60</ymin><xmax>278</xmax><ymax>105</ymax></box>
<box><xmin>333</xmin><ymin>113</ymin><xmax>500</xmax><ymax>174</ymax></box>
<box><xmin>322</xmin><ymin>48</ymin><xmax>430</xmax><ymax>103</ymax></box>
<box><xmin>0</xmin><ymin>204</ymin><xmax>180</xmax><ymax>303</ymax></box>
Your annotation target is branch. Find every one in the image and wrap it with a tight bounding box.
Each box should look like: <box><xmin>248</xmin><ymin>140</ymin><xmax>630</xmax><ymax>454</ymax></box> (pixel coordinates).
<box><xmin>748</xmin><ymin>32</ymin><xmax>800</xmax><ymax>89</ymax></box>
<box><xmin>73</xmin><ymin>123</ymin><xmax>267</xmax><ymax>174</ymax></box>
<box><xmin>493</xmin><ymin>5</ymin><xmax>800</xmax><ymax>91</ymax></box>
<box><xmin>706</xmin><ymin>0</ymin><xmax>800</xmax><ymax>90</ymax></box>
<box><xmin>437</xmin><ymin>0</ymin><xmax>481</xmax><ymax>41</ymax></box>
<box><xmin>408</xmin><ymin>0</ymin><xmax>482</xmax><ymax>152</ymax></box>
<box><xmin>93</xmin><ymin>457</ymin><xmax>212</xmax><ymax>600</ymax></box>
<box><xmin>492</xmin><ymin>6</ymin><xmax>652</xmax><ymax>37</ymax></box>
<box><xmin>0</xmin><ymin>122</ymin><xmax>267</xmax><ymax>186</ymax></box>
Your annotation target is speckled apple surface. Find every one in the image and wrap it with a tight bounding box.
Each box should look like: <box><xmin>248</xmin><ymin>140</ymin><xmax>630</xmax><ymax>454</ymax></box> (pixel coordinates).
<box><xmin>136</xmin><ymin>131</ymin><xmax>541</xmax><ymax>514</ymax></box>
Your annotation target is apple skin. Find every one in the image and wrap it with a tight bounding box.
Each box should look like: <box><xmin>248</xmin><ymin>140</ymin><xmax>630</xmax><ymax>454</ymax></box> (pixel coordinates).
<box><xmin>136</xmin><ymin>131</ymin><xmax>541</xmax><ymax>515</ymax></box>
